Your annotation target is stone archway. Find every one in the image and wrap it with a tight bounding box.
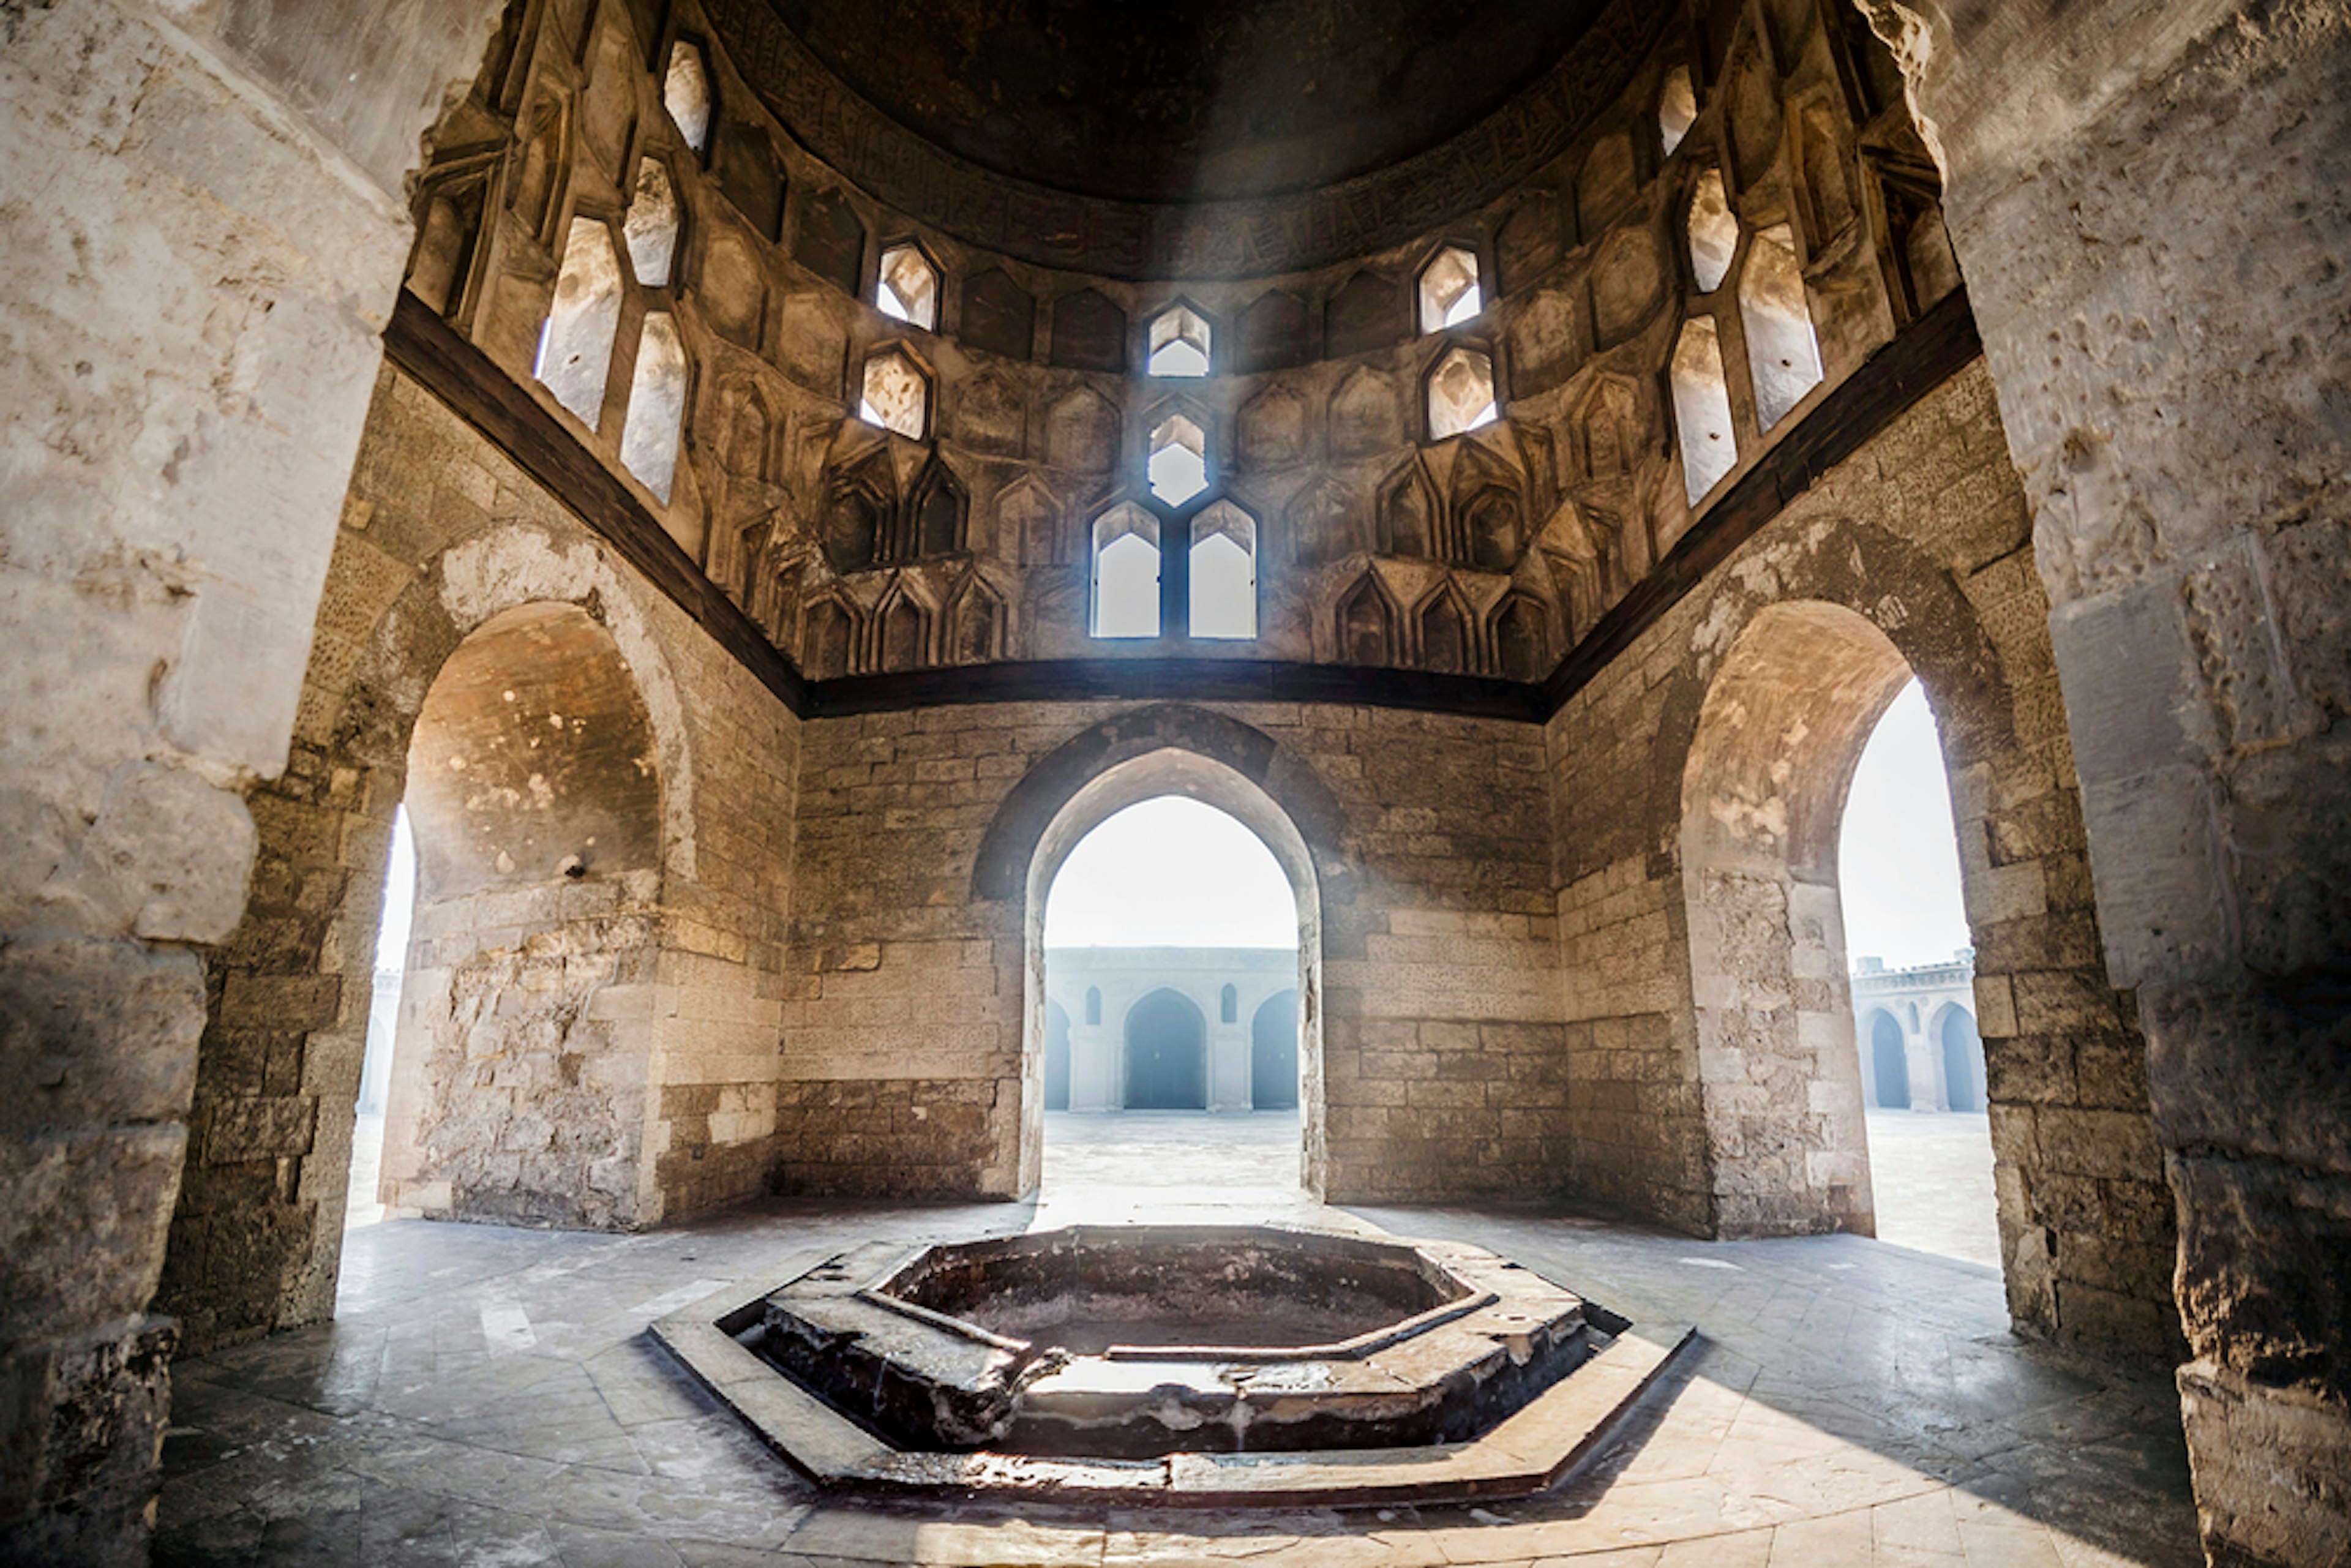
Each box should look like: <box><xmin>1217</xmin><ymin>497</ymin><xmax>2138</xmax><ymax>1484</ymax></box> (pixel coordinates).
<box><xmin>973</xmin><ymin>704</ymin><xmax>1343</xmax><ymax>1196</ymax></box>
<box><xmin>1640</xmin><ymin>541</ymin><xmax>2175</xmax><ymax>1354</ymax></box>
<box><xmin>159</xmin><ymin>525</ymin><xmax>706</xmax><ymax>1354</ymax></box>
<box><xmin>1676</xmin><ymin>601</ymin><xmax>1913</xmax><ymax>1236</ymax></box>
<box><xmin>374</xmin><ymin>602</ymin><xmax>663</xmax><ymax>1229</ymax></box>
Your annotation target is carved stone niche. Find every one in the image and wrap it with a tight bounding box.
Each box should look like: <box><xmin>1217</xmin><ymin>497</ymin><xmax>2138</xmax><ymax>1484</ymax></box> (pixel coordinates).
<box><xmin>1326</xmin><ymin>272</ymin><xmax>1405</xmax><ymax>359</ymax></box>
<box><xmin>962</xmin><ymin>271</ymin><xmax>1037</xmax><ymax>361</ymax></box>
<box><xmin>1051</xmin><ymin>290</ymin><xmax>1128</xmax><ymax>373</ymax></box>
<box><xmin>793</xmin><ymin>187</ymin><xmax>868</xmax><ymax>295</ymax></box>
<box><xmin>1234</xmin><ymin>290</ymin><xmax>1310</xmax><ymax>375</ymax></box>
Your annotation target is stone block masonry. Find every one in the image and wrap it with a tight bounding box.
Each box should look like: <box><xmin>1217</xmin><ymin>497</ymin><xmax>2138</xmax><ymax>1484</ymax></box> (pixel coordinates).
<box><xmin>1544</xmin><ymin>363</ymin><xmax>2177</xmax><ymax>1360</ymax></box>
<box><xmin>778</xmin><ymin>702</ymin><xmax>1572</xmax><ymax>1204</ymax></box>
<box><xmin>162</xmin><ymin>364</ymin><xmax>801</xmax><ymax>1354</ymax></box>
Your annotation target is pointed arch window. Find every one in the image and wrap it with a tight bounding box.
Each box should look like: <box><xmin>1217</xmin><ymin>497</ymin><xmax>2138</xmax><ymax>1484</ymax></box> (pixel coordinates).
<box><xmin>1739</xmin><ymin>223</ymin><xmax>1826</xmax><ymax>429</ymax></box>
<box><xmin>663</xmin><ymin>42</ymin><xmax>711</xmax><ymax>152</ymax></box>
<box><xmin>623</xmin><ymin>159</ymin><xmax>680</xmax><ymax>288</ymax></box>
<box><xmin>876</xmin><ymin>243</ymin><xmax>939</xmax><ymax>330</ymax></box>
<box><xmin>858</xmin><ymin>347</ymin><xmax>929</xmax><ymax>439</ymax></box>
<box><xmin>535</xmin><ymin>217</ymin><xmax>623</xmax><ymax>427</ymax></box>
<box><xmin>619</xmin><ymin>312</ymin><xmax>688</xmax><ymax>502</ymax></box>
<box><xmin>1090</xmin><ymin>503</ymin><xmax>1161</xmax><ymax>639</ymax></box>
<box><xmin>1148</xmin><ymin>414</ymin><xmax>1209</xmax><ymax>506</ymax></box>
<box><xmin>1671</xmin><ymin>316</ymin><xmax>1738</xmax><ymax>503</ymax></box>
<box><xmin>1687</xmin><ymin>170</ymin><xmax>1737</xmax><ymax>293</ymax></box>
<box><xmin>1417</xmin><ymin>246</ymin><xmax>1483</xmax><ymax>333</ymax></box>
<box><xmin>1188</xmin><ymin>501</ymin><xmax>1257</xmax><ymax>640</ymax></box>
<box><xmin>1659</xmin><ymin>64</ymin><xmax>1698</xmax><ymax>156</ymax></box>
<box><xmin>1146</xmin><ymin>304</ymin><xmax>1212</xmax><ymax>377</ymax></box>
<box><xmin>1427</xmin><ymin>345</ymin><xmax>1499</xmax><ymax>439</ymax></box>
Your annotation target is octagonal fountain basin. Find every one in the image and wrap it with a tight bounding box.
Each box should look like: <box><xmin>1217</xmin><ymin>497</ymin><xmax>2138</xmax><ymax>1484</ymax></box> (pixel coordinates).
<box><xmin>651</xmin><ymin>1224</ymin><xmax>1693</xmax><ymax>1506</ymax></box>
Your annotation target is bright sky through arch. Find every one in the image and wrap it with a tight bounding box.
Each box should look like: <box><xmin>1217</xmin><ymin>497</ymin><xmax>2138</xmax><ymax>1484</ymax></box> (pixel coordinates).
<box><xmin>1045</xmin><ymin>797</ymin><xmax>1296</xmax><ymax>948</ymax></box>
<box><xmin>1837</xmin><ymin>679</ymin><xmax>1971</xmax><ymax>970</ymax></box>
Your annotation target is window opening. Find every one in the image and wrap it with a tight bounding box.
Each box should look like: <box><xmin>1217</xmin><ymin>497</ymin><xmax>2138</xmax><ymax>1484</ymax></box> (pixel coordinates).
<box><xmin>1417</xmin><ymin>246</ymin><xmax>1483</xmax><ymax>333</ymax></box>
<box><xmin>620</xmin><ymin>312</ymin><xmax>688</xmax><ymax>502</ymax></box>
<box><xmin>664</xmin><ymin>42</ymin><xmax>711</xmax><ymax>151</ymax></box>
<box><xmin>1146</xmin><ymin>304</ymin><xmax>1212</xmax><ymax>377</ymax></box>
<box><xmin>1090</xmin><ymin>503</ymin><xmax>1161</xmax><ymax>638</ymax></box>
<box><xmin>876</xmin><ymin>244</ymin><xmax>939</xmax><ymax>330</ymax></box>
<box><xmin>859</xmin><ymin>348</ymin><xmax>928</xmax><ymax>439</ymax></box>
<box><xmin>1148</xmin><ymin>414</ymin><xmax>1209</xmax><ymax>507</ymax></box>
<box><xmin>623</xmin><ymin>159</ymin><xmax>680</xmax><ymax>288</ymax></box>
<box><xmin>1659</xmin><ymin>64</ymin><xmax>1698</xmax><ymax>156</ymax></box>
<box><xmin>1670</xmin><ymin>317</ymin><xmax>1737</xmax><ymax>503</ymax></box>
<box><xmin>534</xmin><ymin>217</ymin><xmax>623</xmax><ymax>427</ymax></box>
<box><xmin>1427</xmin><ymin>345</ymin><xmax>1499</xmax><ymax>440</ymax></box>
<box><xmin>1041</xmin><ymin>797</ymin><xmax>1301</xmax><ymax>1181</ymax></box>
<box><xmin>1188</xmin><ymin>501</ymin><xmax>1257</xmax><ymax>640</ymax></box>
<box><xmin>1839</xmin><ymin>680</ymin><xmax>1993</xmax><ymax>1268</ymax></box>
<box><xmin>1687</xmin><ymin>169</ymin><xmax>1738</xmax><ymax>293</ymax></box>
<box><xmin>1739</xmin><ymin>223</ymin><xmax>1825</xmax><ymax>430</ymax></box>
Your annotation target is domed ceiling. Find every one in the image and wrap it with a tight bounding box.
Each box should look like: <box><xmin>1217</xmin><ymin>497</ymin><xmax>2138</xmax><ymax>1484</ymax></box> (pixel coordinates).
<box><xmin>757</xmin><ymin>0</ymin><xmax>1624</xmax><ymax>204</ymax></box>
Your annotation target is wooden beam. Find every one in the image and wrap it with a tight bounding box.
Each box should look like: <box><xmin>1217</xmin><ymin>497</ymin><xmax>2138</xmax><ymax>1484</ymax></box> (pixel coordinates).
<box><xmin>383</xmin><ymin>290</ymin><xmax>815</xmax><ymax>715</ymax></box>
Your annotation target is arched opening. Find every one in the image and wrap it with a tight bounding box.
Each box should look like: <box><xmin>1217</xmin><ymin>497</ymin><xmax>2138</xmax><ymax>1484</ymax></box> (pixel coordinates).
<box><xmin>1839</xmin><ymin>678</ymin><xmax>1998</xmax><ymax>1266</ymax></box>
<box><xmin>1940</xmin><ymin>1006</ymin><xmax>1983</xmax><ymax>1113</ymax></box>
<box><xmin>1681</xmin><ymin>606</ymin><xmax>2004</xmax><ymax>1269</ymax></box>
<box><xmin>1870</xmin><ymin>1011</ymin><xmax>1912</xmax><ymax>1109</ymax></box>
<box><xmin>1016</xmin><ymin>733</ymin><xmax>1324</xmax><ymax>1199</ymax></box>
<box><xmin>1251</xmin><ymin>989</ymin><xmax>1300</xmax><ymax>1111</ymax></box>
<box><xmin>371</xmin><ymin>602</ymin><xmax>665</xmax><ymax>1230</ymax></box>
<box><xmin>1123</xmin><ymin>989</ymin><xmax>1208</xmax><ymax>1109</ymax></box>
<box><xmin>1678</xmin><ymin>601</ymin><xmax>1913</xmax><ymax>1239</ymax></box>
<box><xmin>1043</xmin><ymin>999</ymin><xmax>1073</xmax><ymax>1111</ymax></box>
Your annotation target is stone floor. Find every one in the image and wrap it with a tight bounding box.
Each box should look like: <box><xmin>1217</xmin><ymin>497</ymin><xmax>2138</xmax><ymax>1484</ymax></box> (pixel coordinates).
<box><xmin>1863</xmin><ymin>1111</ymin><xmax>2000</xmax><ymax>1270</ymax></box>
<box><xmin>160</xmin><ymin>1114</ymin><xmax>2197</xmax><ymax>1566</ymax></box>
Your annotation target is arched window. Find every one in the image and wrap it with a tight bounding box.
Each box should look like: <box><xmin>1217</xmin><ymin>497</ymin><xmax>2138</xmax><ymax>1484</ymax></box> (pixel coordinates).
<box><xmin>1659</xmin><ymin>64</ymin><xmax>1698</xmax><ymax>156</ymax></box>
<box><xmin>858</xmin><ymin>347</ymin><xmax>929</xmax><ymax>439</ymax></box>
<box><xmin>534</xmin><ymin>217</ymin><xmax>623</xmax><ymax>427</ymax></box>
<box><xmin>1739</xmin><ymin>223</ymin><xmax>1825</xmax><ymax>430</ymax></box>
<box><xmin>875</xmin><ymin>243</ymin><xmax>939</xmax><ymax>330</ymax></box>
<box><xmin>1427</xmin><ymin>345</ymin><xmax>1499</xmax><ymax>439</ymax></box>
<box><xmin>619</xmin><ymin>312</ymin><xmax>688</xmax><ymax>502</ymax></box>
<box><xmin>1670</xmin><ymin>317</ymin><xmax>1737</xmax><ymax>503</ymax></box>
<box><xmin>623</xmin><ymin>159</ymin><xmax>679</xmax><ymax>288</ymax></box>
<box><xmin>1146</xmin><ymin>303</ymin><xmax>1212</xmax><ymax>377</ymax></box>
<box><xmin>662</xmin><ymin>41</ymin><xmax>711</xmax><ymax>152</ymax></box>
<box><xmin>1148</xmin><ymin>414</ymin><xmax>1208</xmax><ymax>507</ymax></box>
<box><xmin>1090</xmin><ymin>503</ymin><xmax>1161</xmax><ymax>639</ymax></box>
<box><xmin>1687</xmin><ymin>169</ymin><xmax>1737</xmax><ymax>293</ymax></box>
<box><xmin>1417</xmin><ymin>245</ymin><xmax>1483</xmax><ymax>333</ymax></box>
<box><xmin>1220</xmin><ymin>983</ymin><xmax>1239</xmax><ymax>1024</ymax></box>
<box><xmin>1188</xmin><ymin>501</ymin><xmax>1256</xmax><ymax>640</ymax></box>
<box><xmin>1084</xmin><ymin>986</ymin><xmax>1102</xmax><ymax>1026</ymax></box>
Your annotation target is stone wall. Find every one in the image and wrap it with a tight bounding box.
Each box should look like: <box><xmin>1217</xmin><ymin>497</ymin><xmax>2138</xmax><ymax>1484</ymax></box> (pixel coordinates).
<box><xmin>1545</xmin><ymin>361</ymin><xmax>2178</xmax><ymax>1356</ymax></box>
<box><xmin>779</xmin><ymin>702</ymin><xmax>1565</xmax><ymax>1203</ymax></box>
<box><xmin>159</xmin><ymin>361</ymin><xmax>801</xmax><ymax>1353</ymax></box>
<box><xmin>1866</xmin><ymin>0</ymin><xmax>2351</xmax><ymax>1557</ymax></box>
<box><xmin>0</xmin><ymin>0</ymin><xmax>498</xmax><ymax>1555</ymax></box>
